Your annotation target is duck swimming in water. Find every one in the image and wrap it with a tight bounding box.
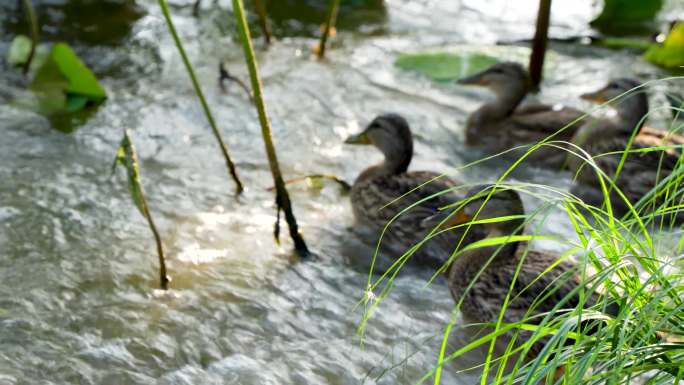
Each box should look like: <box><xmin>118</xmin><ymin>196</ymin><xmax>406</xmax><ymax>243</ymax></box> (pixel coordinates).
<box><xmin>345</xmin><ymin>114</ymin><xmax>472</xmax><ymax>268</ymax></box>
<box><xmin>442</xmin><ymin>185</ymin><xmax>616</xmax><ymax>362</ymax></box>
<box><xmin>458</xmin><ymin>62</ymin><xmax>586</xmax><ymax>168</ymax></box>
<box><xmin>568</xmin><ymin>78</ymin><xmax>684</xmax><ymax>218</ymax></box>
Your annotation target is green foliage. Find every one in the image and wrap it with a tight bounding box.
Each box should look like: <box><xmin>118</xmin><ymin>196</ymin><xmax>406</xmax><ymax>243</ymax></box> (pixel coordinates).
<box><xmin>113</xmin><ymin>131</ymin><xmax>146</xmax><ymax>216</ymax></box>
<box><xmin>7</xmin><ymin>35</ymin><xmax>32</xmax><ymax>67</ymax></box>
<box><xmin>596</xmin><ymin>37</ymin><xmax>655</xmax><ymax>52</ymax></box>
<box><xmin>29</xmin><ymin>43</ymin><xmax>106</xmax><ymax>115</ymax></box>
<box><xmin>591</xmin><ymin>0</ymin><xmax>664</xmax><ymax>34</ymax></box>
<box><xmin>645</xmin><ymin>22</ymin><xmax>684</xmax><ymax>69</ymax></box>
<box><xmin>395</xmin><ymin>52</ymin><xmax>498</xmax><ymax>82</ymax></box>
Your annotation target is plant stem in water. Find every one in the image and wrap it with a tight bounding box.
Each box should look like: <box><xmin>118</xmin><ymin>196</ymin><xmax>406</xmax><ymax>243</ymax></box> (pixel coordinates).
<box><xmin>21</xmin><ymin>0</ymin><xmax>38</xmax><ymax>75</ymax></box>
<box><xmin>158</xmin><ymin>0</ymin><xmax>244</xmax><ymax>194</ymax></box>
<box><xmin>317</xmin><ymin>0</ymin><xmax>340</xmax><ymax>59</ymax></box>
<box><xmin>253</xmin><ymin>0</ymin><xmax>272</xmax><ymax>45</ymax></box>
<box><xmin>529</xmin><ymin>0</ymin><xmax>551</xmax><ymax>90</ymax></box>
<box><xmin>231</xmin><ymin>0</ymin><xmax>310</xmax><ymax>257</ymax></box>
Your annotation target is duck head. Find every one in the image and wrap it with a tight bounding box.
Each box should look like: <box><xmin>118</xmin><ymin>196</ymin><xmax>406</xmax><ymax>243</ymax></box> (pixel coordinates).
<box><xmin>581</xmin><ymin>78</ymin><xmax>649</xmax><ymax>133</ymax></box>
<box><xmin>445</xmin><ymin>185</ymin><xmax>525</xmax><ymax>238</ymax></box>
<box><xmin>345</xmin><ymin>113</ymin><xmax>414</xmax><ymax>175</ymax></box>
<box><xmin>458</xmin><ymin>62</ymin><xmax>530</xmax><ymax>99</ymax></box>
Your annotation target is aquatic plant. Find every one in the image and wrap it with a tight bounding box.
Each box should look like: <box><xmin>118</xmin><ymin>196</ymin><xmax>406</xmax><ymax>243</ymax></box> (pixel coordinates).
<box><xmin>20</xmin><ymin>0</ymin><xmax>38</xmax><ymax>75</ymax></box>
<box><xmin>158</xmin><ymin>0</ymin><xmax>244</xmax><ymax>194</ymax></box>
<box><xmin>231</xmin><ymin>0</ymin><xmax>310</xmax><ymax>257</ymax></box>
<box><xmin>316</xmin><ymin>0</ymin><xmax>340</xmax><ymax>59</ymax></box>
<box><xmin>528</xmin><ymin>0</ymin><xmax>551</xmax><ymax>89</ymax></box>
<box><xmin>253</xmin><ymin>0</ymin><xmax>272</xmax><ymax>45</ymax></box>
<box><xmin>114</xmin><ymin>130</ymin><xmax>170</xmax><ymax>290</ymax></box>
<box><xmin>356</xmin><ymin>79</ymin><xmax>684</xmax><ymax>384</ymax></box>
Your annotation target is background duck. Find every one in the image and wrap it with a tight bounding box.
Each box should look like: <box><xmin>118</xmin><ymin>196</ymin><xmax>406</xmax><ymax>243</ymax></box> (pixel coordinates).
<box><xmin>443</xmin><ymin>186</ymin><xmax>617</xmax><ymax>365</ymax></box>
<box><xmin>459</xmin><ymin>62</ymin><xmax>586</xmax><ymax>168</ymax></box>
<box><xmin>345</xmin><ymin>114</ymin><xmax>474</xmax><ymax>269</ymax></box>
<box><xmin>568</xmin><ymin>79</ymin><xmax>684</xmax><ymax>218</ymax></box>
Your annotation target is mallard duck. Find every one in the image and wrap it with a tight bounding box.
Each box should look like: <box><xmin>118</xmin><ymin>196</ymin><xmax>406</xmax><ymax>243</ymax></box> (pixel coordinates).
<box><xmin>458</xmin><ymin>62</ymin><xmax>586</xmax><ymax>168</ymax></box>
<box><xmin>345</xmin><ymin>114</ymin><xmax>472</xmax><ymax>268</ymax></box>
<box><xmin>568</xmin><ymin>79</ymin><xmax>684</xmax><ymax>217</ymax></box>
<box><xmin>443</xmin><ymin>185</ymin><xmax>616</xmax><ymax>360</ymax></box>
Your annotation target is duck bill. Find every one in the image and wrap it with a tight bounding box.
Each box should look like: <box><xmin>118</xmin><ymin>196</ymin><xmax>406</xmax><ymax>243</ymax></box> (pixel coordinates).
<box><xmin>457</xmin><ymin>71</ymin><xmax>488</xmax><ymax>86</ymax></box>
<box><xmin>442</xmin><ymin>209</ymin><xmax>473</xmax><ymax>228</ymax></box>
<box><xmin>580</xmin><ymin>88</ymin><xmax>608</xmax><ymax>103</ymax></box>
<box><xmin>344</xmin><ymin>131</ymin><xmax>371</xmax><ymax>145</ymax></box>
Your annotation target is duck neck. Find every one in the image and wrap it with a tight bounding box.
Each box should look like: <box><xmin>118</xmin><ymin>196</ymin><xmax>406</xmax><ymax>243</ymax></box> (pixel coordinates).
<box><xmin>357</xmin><ymin>145</ymin><xmax>413</xmax><ymax>182</ymax></box>
<box><xmin>470</xmin><ymin>84</ymin><xmax>527</xmax><ymax>128</ymax></box>
<box><xmin>613</xmin><ymin>92</ymin><xmax>649</xmax><ymax>135</ymax></box>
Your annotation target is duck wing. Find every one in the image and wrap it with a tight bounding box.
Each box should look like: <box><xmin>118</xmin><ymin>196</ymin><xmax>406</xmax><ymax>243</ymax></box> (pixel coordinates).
<box><xmin>351</xmin><ymin>171</ymin><xmax>465</xmax><ymax>266</ymax></box>
<box><xmin>508</xmin><ymin>104</ymin><xmax>587</xmax><ymax>141</ymax></box>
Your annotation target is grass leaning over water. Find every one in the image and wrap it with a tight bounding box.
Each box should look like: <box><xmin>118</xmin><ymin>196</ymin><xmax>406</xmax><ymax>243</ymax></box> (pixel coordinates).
<box><xmin>158</xmin><ymin>0</ymin><xmax>244</xmax><ymax>195</ymax></box>
<box><xmin>356</xmin><ymin>78</ymin><xmax>684</xmax><ymax>384</ymax></box>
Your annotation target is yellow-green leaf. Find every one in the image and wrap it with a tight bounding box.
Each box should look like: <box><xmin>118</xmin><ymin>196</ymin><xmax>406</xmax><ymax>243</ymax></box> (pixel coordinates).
<box><xmin>645</xmin><ymin>22</ymin><xmax>684</xmax><ymax>69</ymax></box>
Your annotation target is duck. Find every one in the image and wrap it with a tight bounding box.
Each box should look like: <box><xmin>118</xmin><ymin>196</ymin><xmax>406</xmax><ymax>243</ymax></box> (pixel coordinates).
<box><xmin>345</xmin><ymin>113</ymin><xmax>474</xmax><ymax>268</ymax></box>
<box><xmin>458</xmin><ymin>62</ymin><xmax>586</xmax><ymax>168</ymax></box>
<box><xmin>442</xmin><ymin>185</ymin><xmax>617</xmax><ymax>363</ymax></box>
<box><xmin>568</xmin><ymin>78</ymin><xmax>684</xmax><ymax>218</ymax></box>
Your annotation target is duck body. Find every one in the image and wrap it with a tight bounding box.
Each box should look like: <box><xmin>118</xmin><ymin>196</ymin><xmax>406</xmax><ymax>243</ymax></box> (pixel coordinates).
<box><xmin>568</xmin><ymin>79</ymin><xmax>684</xmax><ymax>217</ymax></box>
<box><xmin>346</xmin><ymin>114</ymin><xmax>469</xmax><ymax>268</ymax></box>
<box><xmin>459</xmin><ymin>62</ymin><xmax>586</xmax><ymax>169</ymax></box>
<box><xmin>443</xmin><ymin>187</ymin><xmax>615</xmax><ymax>357</ymax></box>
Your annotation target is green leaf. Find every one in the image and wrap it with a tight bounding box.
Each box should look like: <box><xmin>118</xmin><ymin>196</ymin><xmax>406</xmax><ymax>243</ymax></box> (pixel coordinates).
<box><xmin>395</xmin><ymin>52</ymin><xmax>498</xmax><ymax>82</ymax></box>
<box><xmin>50</xmin><ymin>43</ymin><xmax>106</xmax><ymax>99</ymax></box>
<box><xmin>65</xmin><ymin>94</ymin><xmax>90</xmax><ymax>113</ymax></box>
<box><xmin>591</xmin><ymin>0</ymin><xmax>663</xmax><ymax>34</ymax></box>
<box><xmin>7</xmin><ymin>35</ymin><xmax>32</xmax><ymax>67</ymax></box>
<box><xmin>596</xmin><ymin>37</ymin><xmax>654</xmax><ymax>52</ymax></box>
<box><xmin>645</xmin><ymin>22</ymin><xmax>684</xmax><ymax>69</ymax></box>
<box><xmin>30</xmin><ymin>42</ymin><xmax>106</xmax><ymax>116</ymax></box>
<box><xmin>115</xmin><ymin>130</ymin><xmax>146</xmax><ymax>216</ymax></box>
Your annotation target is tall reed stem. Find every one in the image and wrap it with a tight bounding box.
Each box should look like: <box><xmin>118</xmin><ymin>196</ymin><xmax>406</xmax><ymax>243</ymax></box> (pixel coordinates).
<box><xmin>253</xmin><ymin>0</ymin><xmax>272</xmax><ymax>45</ymax></box>
<box><xmin>158</xmin><ymin>0</ymin><xmax>244</xmax><ymax>194</ymax></box>
<box><xmin>317</xmin><ymin>0</ymin><xmax>340</xmax><ymax>59</ymax></box>
<box><xmin>21</xmin><ymin>0</ymin><xmax>38</xmax><ymax>75</ymax></box>
<box><xmin>529</xmin><ymin>0</ymin><xmax>551</xmax><ymax>90</ymax></box>
<box><xmin>231</xmin><ymin>0</ymin><xmax>310</xmax><ymax>257</ymax></box>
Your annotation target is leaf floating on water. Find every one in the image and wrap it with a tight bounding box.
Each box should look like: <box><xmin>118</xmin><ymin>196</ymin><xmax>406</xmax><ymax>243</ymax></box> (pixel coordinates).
<box><xmin>7</xmin><ymin>35</ymin><xmax>33</xmax><ymax>67</ymax></box>
<box><xmin>395</xmin><ymin>52</ymin><xmax>498</xmax><ymax>82</ymax></box>
<box><xmin>591</xmin><ymin>0</ymin><xmax>663</xmax><ymax>34</ymax></box>
<box><xmin>645</xmin><ymin>22</ymin><xmax>684</xmax><ymax>69</ymax></box>
<box><xmin>30</xmin><ymin>42</ymin><xmax>106</xmax><ymax>116</ymax></box>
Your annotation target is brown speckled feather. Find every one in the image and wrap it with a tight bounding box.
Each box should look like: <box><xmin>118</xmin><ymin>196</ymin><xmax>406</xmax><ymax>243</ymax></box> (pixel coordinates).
<box><xmin>449</xmin><ymin>243</ymin><xmax>612</xmax><ymax>357</ymax></box>
<box><xmin>351</xmin><ymin>171</ymin><xmax>465</xmax><ymax>267</ymax></box>
<box><xmin>572</xmin><ymin>127</ymin><xmax>684</xmax><ymax>214</ymax></box>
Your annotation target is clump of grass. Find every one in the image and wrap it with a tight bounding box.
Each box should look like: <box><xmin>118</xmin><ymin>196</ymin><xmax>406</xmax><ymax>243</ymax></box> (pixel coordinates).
<box><xmin>113</xmin><ymin>130</ymin><xmax>170</xmax><ymax>290</ymax></box>
<box><xmin>356</xmin><ymin>79</ymin><xmax>684</xmax><ymax>384</ymax></box>
<box><xmin>158</xmin><ymin>0</ymin><xmax>244</xmax><ymax>195</ymax></box>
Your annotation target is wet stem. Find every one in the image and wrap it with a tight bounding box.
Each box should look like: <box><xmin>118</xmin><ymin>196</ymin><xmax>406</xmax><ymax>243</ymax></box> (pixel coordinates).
<box><xmin>231</xmin><ymin>0</ymin><xmax>310</xmax><ymax>257</ymax></box>
<box><xmin>21</xmin><ymin>0</ymin><xmax>38</xmax><ymax>75</ymax></box>
<box><xmin>317</xmin><ymin>0</ymin><xmax>340</xmax><ymax>59</ymax></box>
<box><xmin>157</xmin><ymin>0</ymin><xmax>244</xmax><ymax>195</ymax></box>
<box><xmin>253</xmin><ymin>0</ymin><xmax>272</xmax><ymax>45</ymax></box>
<box><xmin>528</xmin><ymin>0</ymin><xmax>551</xmax><ymax>89</ymax></box>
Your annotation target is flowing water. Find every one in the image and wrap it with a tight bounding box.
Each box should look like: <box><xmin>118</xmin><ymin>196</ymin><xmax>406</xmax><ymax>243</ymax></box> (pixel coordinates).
<box><xmin>1</xmin><ymin>1</ymin><xmax>683</xmax><ymax>384</ymax></box>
